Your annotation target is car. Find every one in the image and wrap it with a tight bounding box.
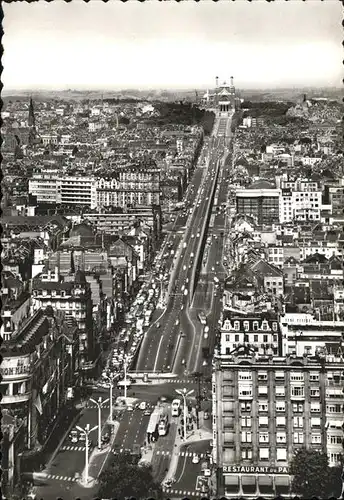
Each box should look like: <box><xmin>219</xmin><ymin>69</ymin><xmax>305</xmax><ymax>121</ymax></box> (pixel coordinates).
<box><xmin>192</xmin><ymin>454</ymin><xmax>200</xmax><ymax>464</ymax></box>
<box><xmin>212</xmin><ymin>266</ymin><xmax>215</xmax><ymax>271</ymax></box>
<box><xmin>139</xmin><ymin>401</ymin><xmax>147</xmax><ymax>410</ymax></box>
<box><xmin>144</xmin><ymin>409</ymin><xmax>152</xmax><ymax>416</ymax></box>
<box><xmin>156</xmin><ymin>322</ymin><xmax>161</xmax><ymax>328</ymax></box>
<box><xmin>175</xmin><ymin>319</ymin><xmax>179</xmax><ymax>326</ymax></box>
<box><xmin>181</xmin><ymin>304</ymin><xmax>184</xmax><ymax>310</ymax></box>
<box><xmin>204</xmin><ymin>411</ymin><xmax>210</xmax><ymax>420</ymax></box>
<box><xmin>216</xmin><ymin>261</ymin><xmax>219</xmax><ymax>265</ymax></box>
<box><xmin>197</xmin><ymin>232</ymin><xmax>200</xmax><ymax>238</ymax></box>
<box><xmin>183</xmin><ymin>265</ymin><xmax>187</xmax><ymax>271</ymax></box>
<box><xmin>191</xmin><ymin>234</ymin><xmax>195</xmax><ymax>238</ymax></box>
<box><xmin>190</xmin><ymin>252</ymin><xmax>194</xmax><ymax>258</ymax></box>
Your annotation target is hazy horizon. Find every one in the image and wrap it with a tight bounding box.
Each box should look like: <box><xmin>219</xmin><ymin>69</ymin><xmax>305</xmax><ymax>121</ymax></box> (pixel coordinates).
<box><xmin>3</xmin><ymin>1</ymin><xmax>341</xmax><ymax>91</ymax></box>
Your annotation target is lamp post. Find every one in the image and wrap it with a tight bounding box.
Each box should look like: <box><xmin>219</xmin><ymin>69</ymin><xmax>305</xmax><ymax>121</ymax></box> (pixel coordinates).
<box><xmin>123</xmin><ymin>355</ymin><xmax>129</xmax><ymax>400</ymax></box>
<box><xmin>89</xmin><ymin>397</ymin><xmax>109</xmax><ymax>449</ymax></box>
<box><xmin>175</xmin><ymin>388</ymin><xmax>194</xmax><ymax>441</ymax></box>
<box><xmin>76</xmin><ymin>423</ymin><xmax>98</xmax><ymax>485</ymax></box>
<box><xmin>103</xmin><ymin>372</ymin><xmax>116</xmax><ymax>424</ymax></box>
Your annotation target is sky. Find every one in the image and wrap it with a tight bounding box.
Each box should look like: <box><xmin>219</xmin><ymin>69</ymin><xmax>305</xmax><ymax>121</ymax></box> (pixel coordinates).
<box><xmin>2</xmin><ymin>0</ymin><xmax>342</xmax><ymax>91</ymax></box>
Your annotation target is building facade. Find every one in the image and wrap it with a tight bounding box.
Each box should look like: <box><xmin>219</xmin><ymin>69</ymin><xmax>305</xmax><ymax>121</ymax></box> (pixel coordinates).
<box><xmin>212</xmin><ymin>343</ymin><xmax>344</xmax><ymax>497</ymax></box>
<box><xmin>235</xmin><ymin>188</ymin><xmax>281</xmax><ymax>225</ymax></box>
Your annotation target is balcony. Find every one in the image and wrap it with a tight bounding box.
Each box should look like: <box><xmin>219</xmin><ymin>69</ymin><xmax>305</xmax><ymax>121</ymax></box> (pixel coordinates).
<box><xmin>1</xmin><ymin>393</ymin><xmax>30</xmax><ymax>404</ymax></box>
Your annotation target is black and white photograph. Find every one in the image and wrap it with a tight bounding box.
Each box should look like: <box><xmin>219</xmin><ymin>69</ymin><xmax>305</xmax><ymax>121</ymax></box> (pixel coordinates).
<box><xmin>1</xmin><ymin>1</ymin><xmax>343</xmax><ymax>499</ymax></box>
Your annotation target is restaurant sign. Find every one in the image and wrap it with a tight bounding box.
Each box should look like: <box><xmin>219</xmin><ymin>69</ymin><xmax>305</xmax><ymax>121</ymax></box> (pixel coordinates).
<box><xmin>0</xmin><ymin>355</ymin><xmax>31</xmax><ymax>380</ymax></box>
<box><xmin>223</xmin><ymin>465</ymin><xmax>289</xmax><ymax>474</ymax></box>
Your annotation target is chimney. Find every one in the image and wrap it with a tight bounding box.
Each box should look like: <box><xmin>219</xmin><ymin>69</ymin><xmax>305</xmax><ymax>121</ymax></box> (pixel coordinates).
<box><xmin>215</xmin><ymin>76</ymin><xmax>219</xmax><ymax>88</ymax></box>
<box><xmin>230</xmin><ymin>76</ymin><xmax>234</xmax><ymax>87</ymax></box>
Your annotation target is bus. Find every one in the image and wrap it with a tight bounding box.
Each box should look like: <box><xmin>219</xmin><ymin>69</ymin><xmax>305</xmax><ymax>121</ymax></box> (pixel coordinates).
<box><xmin>158</xmin><ymin>414</ymin><xmax>169</xmax><ymax>436</ymax></box>
<box><xmin>198</xmin><ymin>312</ymin><xmax>207</xmax><ymax>325</ymax></box>
<box><xmin>171</xmin><ymin>399</ymin><xmax>181</xmax><ymax>417</ymax></box>
<box><xmin>146</xmin><ymin>410</ymin><xmax>161</xmax><ymax>442</ymax></box>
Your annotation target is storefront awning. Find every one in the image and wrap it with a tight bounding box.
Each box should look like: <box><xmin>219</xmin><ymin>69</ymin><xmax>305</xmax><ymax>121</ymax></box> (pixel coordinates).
<box><xmin>242</xmin><ymin>476</ymin><xmax>256</xmax><ymax>486</ymax></box>
<box><xmin>275</xmin><ymin>476</ymin><xmax>290</xmax><ymax>487</ymax></box>
<box><xmin>258</xmin><ymin>476</ymin><xmax>273</xmax><ymax>486</ymax></box>
<box><xmin>225</xmin><ymin>475</ymin><xmax>239</xmax><ymax>486</ymax></box>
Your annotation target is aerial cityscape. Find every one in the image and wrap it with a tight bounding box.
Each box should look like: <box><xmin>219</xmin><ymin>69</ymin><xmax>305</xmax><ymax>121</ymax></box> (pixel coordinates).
<box><xmin>1</xmin><ymin>2</ymin><xmax>343</xmax><ymax>500</ymax></box>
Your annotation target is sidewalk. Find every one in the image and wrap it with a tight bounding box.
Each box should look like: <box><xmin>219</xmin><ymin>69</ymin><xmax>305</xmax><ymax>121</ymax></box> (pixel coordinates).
<box><xmin>163</xmin><ymin>423</ymin><xmax>212</xmax><ymax>485</ymax></box>
<box><xmin>77</xmin><ymin>418</ymin><xmax>120</xmax><ymax>488</ymax></box>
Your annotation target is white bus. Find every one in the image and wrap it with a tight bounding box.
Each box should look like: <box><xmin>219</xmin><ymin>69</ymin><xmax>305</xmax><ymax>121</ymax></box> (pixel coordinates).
<box><xmin>171</xmin><ymin>399</ymin><xmax>181</xmax><ymax>417</ymax></box>
<box><xmin>158</xmin><ymin>414</ymin><xmax>169</xmax><ymax>436</ymax></box>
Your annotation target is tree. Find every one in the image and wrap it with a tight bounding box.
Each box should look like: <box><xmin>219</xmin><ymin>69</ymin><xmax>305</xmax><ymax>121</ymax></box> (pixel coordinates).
<box><xmin>98</xmin><ymin>459</ymin><xmax>162</xmax><ymax>499</ymax></box>
<box><xmin>290</xmin><ymin>448</ymin><xmax>331</xmax><ymax>498</ymax></box>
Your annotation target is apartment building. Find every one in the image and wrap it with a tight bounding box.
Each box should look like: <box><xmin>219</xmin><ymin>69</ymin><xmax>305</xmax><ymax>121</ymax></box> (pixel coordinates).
<box><xmin>235</xmin><ymin>188</ymin><xmax>281</xmax><ymax>225</ymax></box>
<box><xmin>29</xmin><ymin>167</ymin><xmax>161</xmax><ymax>209</ymax></box>
<box><xmin>212</xmin><ymin>343</ymin><xmax>344</xmax><ymax>497</ymax></box>
<box><xmin>31</xmin><ymin>268</ymin><xmax>95</xmax><ymax>371</ymax></box>
<box><xmin>0</xmin><ymin>309</ymin><xmax>78</xmax><ymax>495</ymax></box>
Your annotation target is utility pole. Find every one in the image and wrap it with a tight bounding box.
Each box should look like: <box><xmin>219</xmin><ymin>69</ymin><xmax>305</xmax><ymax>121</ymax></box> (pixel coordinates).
<box><xmin>89</xmin><ymin>397</ymin><xmax>109</xmax><ymax>449</ymax></box>
<box><xmin>175</xmin><ymin>388</ymin><xmax>194</xmax><ymax>441</ymax></box>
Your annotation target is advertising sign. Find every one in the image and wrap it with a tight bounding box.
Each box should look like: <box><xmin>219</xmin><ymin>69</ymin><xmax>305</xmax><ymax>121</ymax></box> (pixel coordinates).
<box><xmin>223</xmin><ymin>465</ymin><xmax>289</xmax><ymax>474</ymax></box>
<box><xmin>0</xmin><ymin>355</ymin><xmax>31</xmax><ymax>380</ymax></box>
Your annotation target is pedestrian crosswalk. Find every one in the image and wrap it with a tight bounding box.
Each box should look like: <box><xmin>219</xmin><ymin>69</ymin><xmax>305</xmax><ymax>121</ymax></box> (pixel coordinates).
<box><xmin>162</xmin><ymin>487</ymin><xmax>203</xmax><ymax>497</ymax></box>
<box><xmin>156</xmin><ymin>450</ymin><xmax>206</xmax><ymax>458</ymax></box>
<box><xmin>61</xmin><ymin>445</ymin><xmax>89</xmax><ymax>452</ymax></box>
<box><xmin>39</xmin><ymin>473</ymin><xmax>77</xmax><ymax>482</ymax></box>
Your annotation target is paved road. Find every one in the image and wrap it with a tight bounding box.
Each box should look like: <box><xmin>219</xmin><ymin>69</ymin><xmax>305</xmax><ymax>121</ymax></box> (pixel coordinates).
<box><xmin>136</xmin><ymin>118</ymin><xmax>233</xmax><ymax>377</ymax></box>
<box><xmin>164</xmin><ymin>440</ymin><xmax>213</xmax><ymax>499</ymax></box>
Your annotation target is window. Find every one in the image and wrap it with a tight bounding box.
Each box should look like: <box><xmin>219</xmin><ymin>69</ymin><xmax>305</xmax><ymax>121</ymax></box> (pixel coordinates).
<box><xmin>239</xmin><ymin>386</ymin><xmax>253</xmax><ymax>398</ymax></box>
<box><xmin>272</xmin><ymin>322</ymin><xmax>278</xmax><ymax>331</ymax></box>
<box><xmin>241</xmin><ymin>416</ymin><xmax>252</xmax><ymax>427</ymax></box>
<box><xmin>263</xmin><ymin>334</ymin><xmax>269</xmax><ymax>343</ymax></box>
<box><xmin>275</xmin><ymin>371</ymin><xmax>285</xmax><ymax>380</ymax></box>
<box><xmin>276</xmin><ymin>432</ymin><xmax>287</xmax><ymax>443</ymax></box>
<box><xmin>311</xmin><ymin>417</ymin><xmax>321</xmax><ymax>427</ymax></box>
<box><xmin>310</xmin><ymin>387</ymin><xmax>320</xmax><ymax>397</ymax></box>
<box><xmin>258</xmin><ymin>371</ymin><xmax>268</xmax><ymax>381</ymax></box>
<box><xmin>234</xmin><ymin>321</ymin><xmax>240</xmax><ymax>331</ymax></box>
<box><xmin>276</xmin><ymin>401</ymin><xmax>286</xmax><ymax>412</ymax></box>
<box><xmin>235</xmin><ymin>334</ymin><xmax>240</xmax><ymax>342</ymax></box>
<box><xmin>259</xmin><ymin>448</ymin><xmax>269</xmax><ymax>460</ymax></box>
<box><xmin>258</xmin><ymin>386</ymin><xmax>268</xmax><ymax>396</ymax></box>
<box><xmin>241</xmin><ymin>402</ymin><xmax>251</xmax><ymax>412</ymax></box>
<box><xmin>310</xmin><ymin>402</ymin><xmax>320</xmax><ymax>413</ymax></box>
<box><xmin>330</xmin><ymin>453</ymin><xmax>342</xmax><ymax>465</ymax></box>
<box><xmin>293</xmin><ymin>432</ymin><xmax>304</xmax><ymax>444</ymax></box>
<box><xmin>241</xmin><ymin>449</ymin><xmax>253</xmax><ymax>459</ymax></box>
<box><xmin>262</xmin><ymin>322</ymin><xmax>268</xmax><ymax>331</ymax></box>
<box><xmin>241</xmin><ymin>431</ymin><xmax>252</xmax><ymax>443</ymax></box>
<box><xmin>254</xmin><ymin>335</ymin><xmax>258</xmax><ymax>342</ymax></box>
<box><xmin>238</xmin><ymin>371</ymin><xmax>252</xmax><ymax>381</ymax></box>
<box><xmin>309</xmin><ymin>372</ymin><xmax>319</xmax><ymax>382</ymax></box>
<box><xmin>291</xmin><ymin>386</ymin><xmax>304</xmax><ymax>398</ymax></box>
<box><xmin>276</xmin><ymin>386</ymin><xmax>285</xmax><ymax>397</ymax></box>
<box><xmin>259</xmin><ymin>401</ymin><xmax>268</xmax><ymax>412</ymax></box>
<box><xmin>290</xmin><ymin>372</ymin><xmax>304</xmax><ymax>382</ymax></box>
<box><xmin>277</xmin><ymin>448</ymin><xmax>287</xmax><ymax>461</ymax></box>
<box><xmin>328</xmin><ymin>435</ymin><xmax>343</xmax><ymax>445</ymax></box>
<box><xmin>259</xmin><ymin>432</ymin><xmax>269</xmax><ymax>443</ymax></box>
<box><xmin>259</xmin><ymin>416</ymin><xmax>269</xmax><ymax>427</ymax></box>
<box><xmin>225</xmin><ymin>334</ymin><xmax>230</xmax><ymax>342</ymax></box>
<box><xmin>243</xmin><ymin>321</ymin><xmax>249</xmax><ymax>331</ymax></box>
<box><xmin>253</xmin><ymin>322</ymin><xmax>259</xmax><ymax>331</ymax></box>
<box><xmin>293</xmin><ymin>403</ymin><xmax>303</xmax><ymax>413</ymax></box>
<box><xmin>311</xmin><ymin>434</ymin><xmax>322</xmax><ymax>444</ymax></box>
<box><xmin>293</xmin><ymin>416</ymin><xmax>304</xmax><ymax>428</ymax></box>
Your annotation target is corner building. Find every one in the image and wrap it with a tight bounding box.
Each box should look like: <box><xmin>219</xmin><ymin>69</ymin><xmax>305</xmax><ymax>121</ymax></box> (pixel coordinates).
<box><xmin>212</xmin><ymin>343</ymin><xmax>344</xmax><ymax>497</ymax></box>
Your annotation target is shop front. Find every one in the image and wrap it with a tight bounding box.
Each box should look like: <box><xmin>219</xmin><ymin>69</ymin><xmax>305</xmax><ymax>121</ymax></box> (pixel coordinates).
<box><xmin>223</xmin><ymin>465</ymin><xmax>292</xmax><ymax>497</ymax></box>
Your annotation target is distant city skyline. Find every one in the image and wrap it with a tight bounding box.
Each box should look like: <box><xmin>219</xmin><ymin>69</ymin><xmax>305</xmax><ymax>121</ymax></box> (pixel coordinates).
<box><xmin>3</xmin><ymin>1</ymin><xmax>341</xmax><ymax>91</ymax></box>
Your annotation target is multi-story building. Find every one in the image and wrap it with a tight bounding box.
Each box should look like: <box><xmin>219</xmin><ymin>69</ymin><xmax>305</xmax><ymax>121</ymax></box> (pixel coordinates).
<box><xmin>31</xmin><ymin>268</ymin><xmax>95</xmax><ymax>372</ymax></box>
<box><xmin>29</xmin><ymin>167</ymin><xmax>161</xmax><ymax>209</ymax></box>
<box><xmin>235</xmin><ymin>188</ymin><xmax>281</xmax><ymax>225</ymax></box>
<box><xmin>29</xmin><ymin>174</ymin><xmax>97</xmax><ymax>207</ymax></box>
<box><xmin>0</xmin><ymin>309</ymin><xmax>78</xmax><ymax>496</ymax></box>
<box><xmin>212</xmin><ymin>341</ymin><xmax>344</xmax><ymax>498</ymax></box>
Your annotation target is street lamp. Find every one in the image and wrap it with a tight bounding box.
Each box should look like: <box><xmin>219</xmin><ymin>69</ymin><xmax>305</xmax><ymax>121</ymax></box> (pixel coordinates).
<box><xmin>76</xmin><ymin>423</ymin><xmax>98</xmax><ymax>485</ymax></box>
<box><xmin>123</xmin><ymin>354</ymin><xmax>129</xmax><ymax>400</ymax></box>
<box><xmin>175</xmin><ymin>388</ymin><xmax>194</xmax><ymax>441</ymax></box>
<box><xmin>103</xmin><ymin>372</ymin><xmax>116</xmax><ymax>424</ymax></box>
<box><xmin>89</xmin><ymin>397</ymin><xmax>110</xmax><ymax>449</ymax></box>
